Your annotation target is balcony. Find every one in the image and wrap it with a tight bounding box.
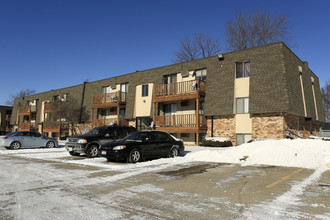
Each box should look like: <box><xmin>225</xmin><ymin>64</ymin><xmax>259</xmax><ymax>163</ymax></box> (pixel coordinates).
<box><xmin>18</xmin><ymin>105</ymin><xmax>37</xmax><ymax>115</ymax></box>
<box><xmin>43</xmin><ymin>121</ymin><xmax>69</xmax><ymax>132</ymax></box>
<box><xmin>91</xmin><ymin>118</ymin><xmax>129</xmax><ymax>127</ymax></box>
<box><xmin>153</xmin><ymin>79</ymin><xmax>206</xmax><ymax>102</ymax></box>
<box><xmin>18</xmin><ymin>122</ymin><xmax>37</xmax><ymax>131</ymax></box>
<box><xmin>154</xmin><ymin>114</ymin><xmax>207</xmax><ymax>133</ymax></box>
<box><xmin>44</xmin><ymin>102</ymin><xmax>61</xmax><ymax>113</ymax></box>
<box><xmin>92</xmin><ymin>91</ymin><xmax>127</xmax><ymax>108</ymax></box>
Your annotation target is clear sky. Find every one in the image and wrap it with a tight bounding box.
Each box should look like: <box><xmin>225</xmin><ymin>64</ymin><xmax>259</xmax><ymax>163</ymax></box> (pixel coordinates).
<box><xmin>0</xmin><ymin>0</ymin><xmax>329</xmax><ymax>105</ymax></box>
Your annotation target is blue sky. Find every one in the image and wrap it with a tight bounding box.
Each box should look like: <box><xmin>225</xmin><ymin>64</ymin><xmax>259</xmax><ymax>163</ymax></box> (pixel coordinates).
<box><xmin>1</xmin><ymin>0</ymin><xmax>329</xmax><ymax>105</ymax></box>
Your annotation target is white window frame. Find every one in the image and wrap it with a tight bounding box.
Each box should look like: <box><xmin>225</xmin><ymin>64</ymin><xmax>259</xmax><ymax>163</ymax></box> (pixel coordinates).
<box><xmin>236</xmin><ymin>97</ymin><xmax>249</xmax><ymax>114</ymax></box>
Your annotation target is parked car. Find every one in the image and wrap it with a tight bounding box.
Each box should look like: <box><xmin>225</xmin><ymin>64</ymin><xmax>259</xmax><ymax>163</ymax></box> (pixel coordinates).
<box><xmin>65</xmin><ymin>125</ymin><xmax>136</xmax><ymax>158</ymax></box>
<box><xmin>100</xmin><ymin>130</ymin><xmax>185</xmax><ymax>163</ymax></box>
<box><xmin>0</xmin><ymin>131</ymin><xmax>58</xmax><ymax>149</ymax></box>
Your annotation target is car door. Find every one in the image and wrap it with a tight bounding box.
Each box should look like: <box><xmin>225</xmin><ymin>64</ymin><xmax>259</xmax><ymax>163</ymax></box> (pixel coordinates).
<box><xmin>30</xmin><ymin>132</ymin><xmax>45</xmax><ymax>148</ymax></box>
<box><xmin>155</xmin><ymin>132</ymin><xmax>173</xmax><ymax>156</ymax></box>
<box><xmin>140</xmin><ymin>132</ymin><xmax>158</xmax><ymax>158</ymax></box>
<box><xmin>21</xmin><ymin>132</ymin><xmax>33</xmax><ymax>148</ymax></box>
<box><xmin>99</xmin><ymin>127</ymin><xmax>116</xmax><ymax>145</ymax></box>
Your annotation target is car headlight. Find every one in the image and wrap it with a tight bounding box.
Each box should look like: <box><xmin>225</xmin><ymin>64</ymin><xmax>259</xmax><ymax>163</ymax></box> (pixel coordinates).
<box><xmin>78</xmin><ymin>139</ymin><xmax>87</xmax><ymax>144</ymax></box>
<box><xmin>113</xmin><ymin>145</ymin><xmax>126</xmax><ymax>150</ymax></box>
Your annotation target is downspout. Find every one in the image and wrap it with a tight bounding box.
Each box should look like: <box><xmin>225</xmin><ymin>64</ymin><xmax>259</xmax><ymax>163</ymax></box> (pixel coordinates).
<box><xmin>79</xmin><ymin>80</ymin><xmax>88</xmax><ymax>123</ymax></box>
<box><xmin>211</xmin><ymin>116</ymin><xmax>214</xmax><ymax>137</ymax></box>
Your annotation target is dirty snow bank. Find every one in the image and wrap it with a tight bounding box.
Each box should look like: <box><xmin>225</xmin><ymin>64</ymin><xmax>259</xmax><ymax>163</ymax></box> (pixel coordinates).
<box><xmin>185</xmin><ymin>139</ymin><xmax>330</xmax><ymax>170</ymax></box>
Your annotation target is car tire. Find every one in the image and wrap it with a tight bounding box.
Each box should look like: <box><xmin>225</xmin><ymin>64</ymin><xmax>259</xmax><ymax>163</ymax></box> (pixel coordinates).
<box><xmin>169</xmin><ymin>147</ymin><xmax>179</xmax><ymax>158</ymax></box>
<box><xmin>106</xmin><ymin>157</ymin><xmax>112</xmax><ymax>162</ymax></box>
<box><xmin>69</xmin><ymin>151</ymin><xmax>80</xmax><ymax>156</ymax></box>
<box><xmin>127</xmin><ymin>148</ymin><xmax>141</xmax><ymax>163</ymax></box>
<box><xmin>46</xmin><ymin>141</ymin><xmax>55</xmax><ymax>148</ymax></box>
<box><xmin>10</xmin><ymin>141</ymin><xmax>21</xmax><ymax>150</ymax></box>
<box><xmin>86</xmin><ymin>145</ymin><xmax>99</xmax><ymax>158</ymax></box>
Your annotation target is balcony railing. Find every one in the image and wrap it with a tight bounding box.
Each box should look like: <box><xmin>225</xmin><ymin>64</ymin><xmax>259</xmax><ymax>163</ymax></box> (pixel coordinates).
<box><xmin>154</xmin><ymin>114</ymin><xmax>207</xmax><ymax>128</ymax></box>
<box><xmin>18</xmin><ymin>122</ymin><xmax>37</xmax><ymax>131</ymax></box>
<box><xmin>91</xmin><ymin>118</ymin><xmax>129</xmax><ymax>127</ymax></box>
<box><xmin>43</xmin><ymin>121</ymin><xmax>70</xmax><ymax>130</ymax></box>
<box><xmin>154</xmin><ymin>79</ymin><xmax>206</xmax><ymax>97</ymax></box>
<box><xmin>92</xmin><ymin>91</ymin><xmax>127</xmax><ymax>106</ymax></box>
<box><xmin>44</xmin><ymin>102</ymin><xmax>60</xmax><ymax>112</ymax></box>
<box><xmin>18</xmin><ymin>105</ymin><xmax>37</xmax><ymax>114</ymax></box>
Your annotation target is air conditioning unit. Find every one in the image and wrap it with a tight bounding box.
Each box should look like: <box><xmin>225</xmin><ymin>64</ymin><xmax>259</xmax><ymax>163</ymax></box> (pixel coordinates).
<box><xmin>217</xmin><ymin>53</ymin><xmax>224</xmax><ymax>60</ymax></box>
<box><xmin>181</xmin><ymin>70</ymin><xmax>189</xmax><ymax>77</ymax></box>
<box><xmin>298</xmin><ymin>66</ymin><xmax>303</xmax><ymax>73</ymax></box>
<box><xmin>110</xmin><ymin>84</ymin><xmax>116</xmax><ymax>89</ymax></box>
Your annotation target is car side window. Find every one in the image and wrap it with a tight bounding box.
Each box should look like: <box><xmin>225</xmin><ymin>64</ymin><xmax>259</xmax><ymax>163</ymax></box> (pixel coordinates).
<box><xmin>33</xmin><ymin>133</ymin><xmax>42</xmax><ymax>137</ymax></box>
<box><xmin>116</xmin><ymin>128</ymin><xmax>126</xmax><ymax>139</ymax></box>
<box><xmin>106</xmin><ymin>128</ymin><xmax>116</xmax><ymax>138</ymax></box>
<box><xmin>15</xmin><ymin>132</ymin><xmax>24</xmax><ymax>136</ymax></box>
<box><xmin>147</xmin><ymin>133</ymin><xmax>158</xmax><ymax>142</ymax></box>
<box><xmin>158</xmin><ymin>132</ymin><xmax>171</xmax><ymax>142</ymax></box>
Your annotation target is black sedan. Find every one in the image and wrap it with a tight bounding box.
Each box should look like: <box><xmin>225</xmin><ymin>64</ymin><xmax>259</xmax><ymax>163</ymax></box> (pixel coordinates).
<box><xmin>99</xmin><ymin>131</ymin><xmax>184</xmax><ymax>163</ymax></box>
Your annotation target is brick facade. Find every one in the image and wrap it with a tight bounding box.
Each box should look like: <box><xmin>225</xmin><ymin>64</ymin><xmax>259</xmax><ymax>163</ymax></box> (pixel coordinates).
<box><xmin>207</xmin><ymin>115</ymin><xmax>236</xmax><ymax>145</ymax></box>
<box><xmin>252</xmin><ymin>113</ymin><xmax>285</xmax><ymax>139</ymax></box>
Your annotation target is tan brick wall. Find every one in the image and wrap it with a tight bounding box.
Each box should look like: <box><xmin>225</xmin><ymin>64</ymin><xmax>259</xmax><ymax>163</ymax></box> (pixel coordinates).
<box><xmin>284</xmin><ymin>114</ymin><xmax>320</xmax><ymax>138</ymax></box>
<box><xmin>252</xmin><ymin>113</ymin><xmax>285</xmax><ymax>140</ymax></box>
<box><xmin>207</xmin><ymin>115</ymin><xmax>236</xmax><ymax>145</ymax></box>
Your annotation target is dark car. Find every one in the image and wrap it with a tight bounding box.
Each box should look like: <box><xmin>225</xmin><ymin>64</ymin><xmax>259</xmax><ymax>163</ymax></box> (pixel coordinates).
<box><xmin>100</xmin><ymin>130</ymin><xmax>184</xmax><ymax>163</ymax></box>
<box><xmin>0</xmin><ymin>131</ymin><xmax>58</xmax><ymax>149</ymax></box>
<box><xmin>65</xmin><ymin>125</ymin><xmax>136</xmax><ymax>157</ymax></box>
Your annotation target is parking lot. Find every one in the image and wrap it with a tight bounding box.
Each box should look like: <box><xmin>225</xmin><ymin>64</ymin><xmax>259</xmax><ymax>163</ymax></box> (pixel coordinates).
<box><xmin>0</xmin><ymin>147</ymin><xmax>329</xmax><ymax>219</ymax></box>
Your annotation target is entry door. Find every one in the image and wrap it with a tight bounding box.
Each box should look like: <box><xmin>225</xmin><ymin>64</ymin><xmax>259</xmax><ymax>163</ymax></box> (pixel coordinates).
<box><xmin>164</xmin><ymin>74</ymin><xmax>177</xmax><ymax>95</ymax></box>
<box><xmin>120</xmin><ymin>83</ymin><xmax>128</xmax><ymax>101</ymax></box>
<box><xmin>164</xmin><ymin>103</ymin><xmax>177</xmax><ymax>126</ymax></box>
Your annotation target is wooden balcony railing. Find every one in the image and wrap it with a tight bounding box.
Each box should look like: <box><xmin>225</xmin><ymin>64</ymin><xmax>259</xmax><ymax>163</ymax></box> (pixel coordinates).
<box><xmin>91</xmin><ymin>118</ymin><xmax>129</xmax><ymax>127</ymax></box>
<box><xmin>18</xmin><ymin>105</ymin><xmax>37</xmax><ymax>114</ymax></box>
<box><xmin>154</xmin><ymin>114</ymin><xmax>207</xmax><ymax>128</ymax></box>
<box><xmin>18</xmin><ymin>122</ymin><xmax>37</xmax><ymax>131</ymax></box>
<box><xmin>154</xmin><ymin>79</ymin><xmax>206</xmax><ymax>97</ymax></box>
<box><xmin>44</xmin><ymin>102</ymin><xmax>60</xmax><ymax>113</ymax></box>
<box><xmin>92</xmin><ymin>91</ymin><xmax>127</xmax><ymax>106</ymax></box>
<box><xmin>43</xmin><ymin>121</ymin><xmax>70</xmax><ymax>130</ymax></box>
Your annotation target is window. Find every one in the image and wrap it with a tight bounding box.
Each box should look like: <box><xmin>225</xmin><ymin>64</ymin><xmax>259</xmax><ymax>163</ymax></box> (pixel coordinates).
<box><xmin>63</xmin><ymin>93</ymin><xmax>70</xmax><ymax>101</ymax></box>
<box><xmin>195</xmin><ymin>69</ymin><xmax>207</xmax><ymax>81</ymax></box>
<box><xmin>181</xmin><ymin>133</ymin><xmax>189</xmax><ymax>138</ymax></box>
<box><xmin>164</xmin><ymin>74</ymin><xmax>177</xmax><ymax>84</ymax></box>
<box><xmin>236</xmin><ymin>98</ymin><xmax>249</xmax><ymax>114</ymax></box>
<box><xmin>142</xmin><ymin>84</ymin><xmax>149</xmax><ymax>97</ymax></box>
<box><xmin>120</xmin><ymin>83</ymin><xmax>129</xmax><ymax>92</ymax></box>
<box><xmin>158</xmin><ymin>132</ymin><xmax>172</xmax><ymax>142</ymax></box>
<box><xmin>236</xmin><ymin>61</ymin><xmax>250</xmax><ymax>78</ymax></box>
<box><xmin>236</xmin><ymin>134</ymin><xmax>252</xmax><ymax>145</ymax></box>
<box><xmin>102</xmin><ymin>86</ymin><xmax>110</xmax><ymax>94</ymax></box>
<box><xmin>53</xmin><ymin>95</ymin><xmax>61</xmax><ymax>101</ymax></box>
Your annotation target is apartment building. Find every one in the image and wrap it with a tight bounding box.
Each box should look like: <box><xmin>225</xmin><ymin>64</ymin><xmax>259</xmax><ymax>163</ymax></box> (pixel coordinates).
<box><xmin>0</xmin><ymin>105</ymin><xmax>12</xmax><ymax>133</ymax></box>
<box><xmin>10</xmin><ymin>42</ymin><xmax>325</xmax><ymax>145</ymax></box>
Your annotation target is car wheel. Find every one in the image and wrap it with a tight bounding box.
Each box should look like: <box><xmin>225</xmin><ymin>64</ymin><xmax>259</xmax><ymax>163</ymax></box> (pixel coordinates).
<box><xmin>46</xmin><ymin>141</ymin><xmax>55</xmax><ymax>148</ymax></box>
<box><xmin>127</xmin><ymin>148</ymin><xmax>141</xmax><ymax>163</ymax></box>
<box><xmin>169</xmin><ymin>147</ymin><xmax>179</xmax><ymax>158</ymax></box>
<box><xmin>86</xmin><ymin>145</ymin><xmax>99</xmax><ymax>158</ymax></box>
<box><xmin>10</xmin><ymin>141</ymin><xmax>21</xmax><ymax>150</ymax></box>
<box><xmin>69</xmin><ymin>151</ymin><xmax>80</xmax><ymax>156</ymax></box>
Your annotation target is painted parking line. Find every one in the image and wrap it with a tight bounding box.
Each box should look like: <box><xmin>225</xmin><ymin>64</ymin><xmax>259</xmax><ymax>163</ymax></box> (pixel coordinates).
<box><xmin>266</xmin><ymin>168</ymin><xmax>305</xmax><ymax>188</ymax></box>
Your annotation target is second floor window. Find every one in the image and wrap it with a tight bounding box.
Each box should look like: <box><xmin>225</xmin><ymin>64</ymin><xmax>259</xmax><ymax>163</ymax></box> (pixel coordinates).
<box><xmin>142</xmin><ymin>84</ymin><xmax>149</xmax><ymax>97</ymax></box>
<box><xmin>195</xmin><ymin>69</ymin><xmax>207</xmax><ymax>81</ymax></box>
<box><xmin>236</xmin><ymin>97</ymin><xmax>249</xmax><ymax>114</ymax></box>
<box><xmin>53</xmin><ymin>95</ymin><xmax>61</xmax><ymax>101</ymax></box>
<box><xmin>236</xmin><ymin>61</ymin><xmax>250</xmax><ymax>78</ymax></box>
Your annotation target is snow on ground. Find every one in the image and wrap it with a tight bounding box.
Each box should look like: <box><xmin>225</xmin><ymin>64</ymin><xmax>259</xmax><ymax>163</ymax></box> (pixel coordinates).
<box><xmin>1</xmin><ymin>139</ymin><xmax>330</xmax><ymax>219</ymax></box>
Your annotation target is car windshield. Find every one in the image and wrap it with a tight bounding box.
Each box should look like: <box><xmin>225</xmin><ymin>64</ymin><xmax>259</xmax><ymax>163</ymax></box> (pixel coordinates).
<box><xmin>123</xmin><ymin>132</ymin><xmax>148</xmax><ymax>142</ymax></box>
<box><xmin>85</xmin><ymin>127</ymin><xmax>105</xmax><ymax>136</ymax></box>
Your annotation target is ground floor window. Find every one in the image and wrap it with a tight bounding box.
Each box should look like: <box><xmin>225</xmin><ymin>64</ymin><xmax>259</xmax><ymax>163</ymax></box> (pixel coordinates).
<box><xmin>136</xmin><ymin>117</ymin><xmax>152</xmax><ymax>131</ymax></box>
<box><xmin>236</xmin><ymin>133</ymin><xmax>252</xmax><ymax>145</ymax></box>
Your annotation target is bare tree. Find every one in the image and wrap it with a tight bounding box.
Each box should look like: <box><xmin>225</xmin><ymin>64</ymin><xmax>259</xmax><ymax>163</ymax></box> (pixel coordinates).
<box><xmin>51</xmin><ymin>98</ymin><xmax>90</xmax><ymax>135</ymax></box>
<box><xmin>225</xmin><ymin>10</ymin><xmax>292</xmax><ymax>51</ymax></box>
<box><xmin>321</xmin><ymin>80</ymin><xmax>330</xmax><ymax>122</ymax></box>
<box><xmin>6</xmin><ymin>89</ymin><xmax>36</xmax><ymax>106</ymax></box>
<box><xmin>173</xmin><ymin>33</ymin><xmax>222</xmax><ymax>63</ymax></box>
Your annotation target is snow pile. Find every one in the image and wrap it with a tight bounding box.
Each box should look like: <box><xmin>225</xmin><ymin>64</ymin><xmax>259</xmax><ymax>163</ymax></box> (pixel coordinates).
<box><xmin>185</xmin><ymin>139</ymin><xmax>330</xmax><ymax>170</ymax></box>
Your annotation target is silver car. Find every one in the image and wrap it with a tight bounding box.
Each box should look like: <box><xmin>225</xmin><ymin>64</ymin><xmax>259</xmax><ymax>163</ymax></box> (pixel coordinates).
<box><xmin>0</xmin><ymin>131</ymin><xmax>58</xmax><ymax>149</ymax></box>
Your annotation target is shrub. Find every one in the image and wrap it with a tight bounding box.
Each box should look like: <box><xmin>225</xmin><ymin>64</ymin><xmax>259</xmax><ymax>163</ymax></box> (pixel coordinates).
<box><xmin>202</xmin><ymin>137</ymin><xmax>232</xmax><ymax>147</ymax></box>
